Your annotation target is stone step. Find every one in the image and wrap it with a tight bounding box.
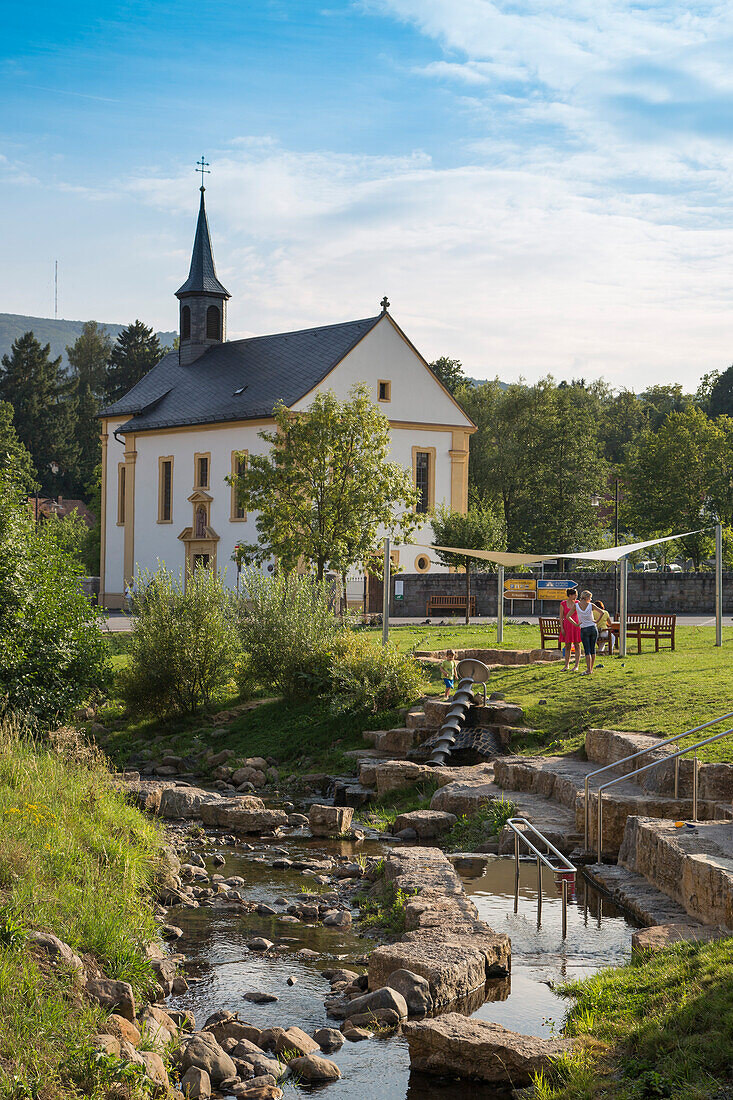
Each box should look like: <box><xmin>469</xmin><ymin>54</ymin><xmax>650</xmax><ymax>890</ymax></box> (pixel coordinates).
<box><xmin>582</xmin><ymin>863</ymin><xmax>703</xmax><ymax>928</ymax></box>
<box><xmin>586</xmin><ymin>728</ymin><xmax>733</xmax><ymax>800</ymax></box>
<box><xmin>619</xmin><ymin>817</ymin><xmax>733</xmax><ymax>927</ymax></box>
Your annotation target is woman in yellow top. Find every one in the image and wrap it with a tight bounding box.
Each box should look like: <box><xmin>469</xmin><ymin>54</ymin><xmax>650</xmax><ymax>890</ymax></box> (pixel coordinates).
<box><xmin>593</xmin><ymin>600</ymin><xmax>613</xmax><ymax>655</ymax></box>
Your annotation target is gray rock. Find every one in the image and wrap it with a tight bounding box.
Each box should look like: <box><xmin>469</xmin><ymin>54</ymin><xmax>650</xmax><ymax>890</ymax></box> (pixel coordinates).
<box><xmin>386</xmin><ymin>968</ymin><xmax>433</xmax><ymax>1015</ymax></box>
<box><xmin>308</xmin><ymin>804</ymin><xmax>353</xmax><ymax>836</ymax></box>
<box><xmin>312</xmin><ymin>1027</ymin><xmax>344</xmax><ymax>1053</ymax></box>
<box><xmin>244</xmin><ymin>991</ymin><xmax>278</xmax><ymax>1004</ymax></box>
<box><xmin>247</xmin><ymin>937</ymin><xmax>274</xmax><ymax>952</ymax></box>
<box><xmin>27</xmin><ymin>931</ymin><xmax>85</xmax><ymax>985</ymax></box>
<box><xmin>180</xmin><ymin>1032</ymin><xmax>237</xmax><ymax>1084</ymax></box>
<box><xmin>288</xmin><ymin>1054</ymin><xmax>342</xmax><ymax>1081</ymax></box>
<box><xmin>158</xmin><ymin>786</ymin><xmax>220</xmax><ymax>820</ymax></box>
<box><xmin>85</xmin><ymin>977</ymin><xmax>135</xmax><ymax>1021</ymax></box>
<box><xmin>180</xmin><ymin>1065</ymin><xmax>211</xmax><ymax>1098</ymax></box>
<box><xmin>337</xmin><ymin>986</ymin><xmax>408</xmax><ymax>1020</ymax></box>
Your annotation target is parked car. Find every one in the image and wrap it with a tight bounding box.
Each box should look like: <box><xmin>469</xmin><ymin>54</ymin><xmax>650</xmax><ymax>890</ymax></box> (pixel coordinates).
<box><xmin>662</xmin><ymin>563</ymin><xmax>683</xmax><ymax>573</ymax></box>
<box><xmin>635</xmin><ymin>560</ymin><xmax>659</xmax><ymax>573</ymax></box>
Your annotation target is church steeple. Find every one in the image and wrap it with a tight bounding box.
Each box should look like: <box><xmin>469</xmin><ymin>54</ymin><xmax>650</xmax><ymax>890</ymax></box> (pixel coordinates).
<box><xmin>176</xmin><ymin>174</ymin><xmax>230</xmax><ymax>366</ymax></box>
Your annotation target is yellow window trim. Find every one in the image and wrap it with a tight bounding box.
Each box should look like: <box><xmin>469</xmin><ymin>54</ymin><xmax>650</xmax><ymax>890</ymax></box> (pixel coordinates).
<box><xmin>415</xmin><ymin>553</ymin><xmax>431</xmax><ymax>573</ymax></box>
<box><xmin>377</xmin><ymin>379</ymin><xmax>391</xmax><ymax>403</ymax></box>
<box><xmin>194</xmin><ymin>451</ymin><xmax>211</xmax><ymax>490</ymax></box>
<box><xmin>157</xmin><ymin>455</ymin><xmax>174</xmax><ymax>524</ymax></box>
<box><xmin>230</xmin><ymin>449</ymin><xmax>248</xmax><ymax>521</ymax></box>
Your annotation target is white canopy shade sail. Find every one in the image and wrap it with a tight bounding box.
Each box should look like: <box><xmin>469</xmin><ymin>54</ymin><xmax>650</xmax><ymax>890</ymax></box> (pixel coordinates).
<box><xmin>423</xmin><ymin>528</ymin><xmax>710</xmax><ymax>566</ymax></box>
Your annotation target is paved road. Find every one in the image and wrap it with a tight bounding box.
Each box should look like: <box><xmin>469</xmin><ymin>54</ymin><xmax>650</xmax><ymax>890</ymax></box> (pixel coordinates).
<box><xmin>102</xmin><ymin>612</ymin><xmax>728</xmax><ymax>632</ymax></box>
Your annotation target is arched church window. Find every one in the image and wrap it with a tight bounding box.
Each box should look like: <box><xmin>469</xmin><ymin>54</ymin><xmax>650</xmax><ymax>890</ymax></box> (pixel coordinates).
<box><xmin>181</xmin><ymin>305</ymin><xmax>191</xmax><ymax>340</ymax></box>
<box><xmin>206</xmin><ymin>305</ymin><xmax>221</xmax><ymax>340</ymax></box>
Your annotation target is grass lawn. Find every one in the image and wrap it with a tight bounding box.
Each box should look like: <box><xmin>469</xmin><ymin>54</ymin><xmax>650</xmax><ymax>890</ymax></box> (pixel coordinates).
<box><xmin>532</xmin><ymin>937</ymin><xmax>733</xmax><ymax>1100</ymax></box>
<box><xmin>373</xmin><ymin>624</ymin><xmax>733</xmax><ymax>763</ymax></box>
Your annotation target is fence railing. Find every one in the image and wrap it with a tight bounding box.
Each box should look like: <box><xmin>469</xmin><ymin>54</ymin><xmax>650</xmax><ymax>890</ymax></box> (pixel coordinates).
<box><xmin>507</xmin><ymin>816</ymin><xmax>576</xmax><ymax>938</ymax></box>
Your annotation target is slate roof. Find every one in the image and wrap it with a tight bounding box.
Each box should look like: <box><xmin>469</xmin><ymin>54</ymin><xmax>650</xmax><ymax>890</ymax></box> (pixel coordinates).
<box><xmin>175</xmin><ymin>189</ymin><xmax>230</xmax><ymax>298</ymax></box>
<box><xmin>100</xmin><ymin>314</ymin><xmax>383</xmax><ymax>433</ymax></box>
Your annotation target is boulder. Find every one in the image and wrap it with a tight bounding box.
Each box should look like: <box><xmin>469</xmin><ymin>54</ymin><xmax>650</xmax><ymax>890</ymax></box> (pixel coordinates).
<box><xmin>247</xmin><ymin>937</ymin><xmax>274</xmax><ymax>952</ymax></box>
<box><xmin>369</xmin><ymin>930</ymin><xmax>510</xmax><ymax>1008</ymax></box>
<box><xmin>334</xmin><ymin>986</ymin><xmax>407</xmax><ymax>1020</ymax></box>
<box><xmin>631</xmin><ymin>923</ymin><xmax>728</xmax><ymax>954</ymax></box>
<box><xmin>342</xmin><ymin>1008</ymin><xmax>401</xmax><ymax>1030</ymax></box>
<box><xmin>322</xmin><ymin>909</ymin><xmax>352</xmax><ymax>928</ymax></box>
<box><xmin>403</xmin><ymin>1014</ymin><xmax>572</xmax><ymax>1084</ymax></box>
<box><xmin>374</xmin><ymin>761</ymin><xmax>437</xmax><ymax>796</ymax></box>
<box><xmin>386</xmin><ymin>968</ymin><xmax>433</xmax><ymax>1015</ymax></box>
<box><xmin>287</xmin><ymin>813</ymin><xmax>309</xmax><ymax>827</ymax></box>
<box><xmin>199</xmin><ymin>798</ymin><xmax>288</xmax><ymax>833</ymax></box>
<box><xmin>158</xmin><ymin>787</ymin><xmax>220</xmax><ymax>820</ymax></box>
<box><xmin>308</xmin><ymin>804</ymin><xmax>353</xmax><ymax>836</ymax></box>
<box><xmin>180</xmin><ymin>1032</ymin><xmax>237</xmax><ymax>1084</ymax></box>
<box><xmin>392</xmin><ymin>809</ymin><xmax>457</xmax><ymax>839</ymax></box>
<box><xmin>27</xmin><ymin>931</ymin><xmax>86</xmax><ymax>984</ymax></box>
<box><xmin>342</xmin><ymin>1027</ymin><xmax>373</xmax><ymax>1042</ymax></box>
<box><xmin>288</xmin><ymin>1054</ymin><xmax>341</xmax><ymax>1082</ymax></box>
<box><xmin>259</xmin><ymin>1026</ymin><xmax>320</xmax><ymax>1058</ymax></box>
<box><xmin>85</xmin><ymin>977</ymin><xmax>135</xmax><ymax>1022</ymax></box>
<box><xmin>312</xmin><ymin>1027</ymin><xmax>344</xmax><ymax>1053</ymax></box>
<box><xmin>102</xmin><ymin>1014</ymin><xmax>141</xmax><ymax>1047</ymax></box>
<box><xmin>180</xmin><ymin>1066</ymin><xmax>211</xmax><ymax>1098</ymax></box>
<box><xmin>139</xmin><ymin>1050</ymin><xmax>169</xmax><ymax>1089</ymax></box>
<box><xmin>430</xmin><ymin>780</ymin><xmax>496</xmax><ymax>816</ymax></box>
<box><xmin>232</xmin><ymin>766</ymin><xmax>267</xmax><ymax>787</ymax></box>
<box><xmin>139</xmin><ymin>1004</ymin><xmax>179</xmax><ymax>1048</ymax></box>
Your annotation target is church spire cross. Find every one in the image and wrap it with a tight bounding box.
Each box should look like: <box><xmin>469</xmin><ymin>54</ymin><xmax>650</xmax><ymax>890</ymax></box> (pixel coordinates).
<box><xmin>380</xmin><ymin>295</ymin><xmax>390</xmax><ymax>313</ymax></box>
<box><xmin>196</xmin><ymin>155</ymin><xmax>210</xmax><ymax>191</ymax></box>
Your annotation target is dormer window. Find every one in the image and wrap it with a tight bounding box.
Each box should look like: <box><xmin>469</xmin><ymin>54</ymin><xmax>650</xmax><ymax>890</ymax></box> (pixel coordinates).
<box><xmin>206</xmin><ymin>305</ymin><xmax>221</xmax><ymax>340</ymax></box>
<box><xmin>181</xmin><ymin>305</ymin><xmax>191</xmax><ymax>340</ymax></box>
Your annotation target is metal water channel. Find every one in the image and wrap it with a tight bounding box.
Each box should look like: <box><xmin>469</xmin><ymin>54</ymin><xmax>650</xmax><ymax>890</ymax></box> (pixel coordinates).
<box><xmin>166</xmin><ymin>831</ymin><xmax>639</xmax><ymax>1100</ymax></box>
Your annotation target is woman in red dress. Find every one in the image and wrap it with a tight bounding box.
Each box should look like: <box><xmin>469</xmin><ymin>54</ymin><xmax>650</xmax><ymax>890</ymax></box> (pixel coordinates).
<box><xmin>560</xmin><ymin>587</ymin><xmax>581</xmax><ymax>672</ymax></box>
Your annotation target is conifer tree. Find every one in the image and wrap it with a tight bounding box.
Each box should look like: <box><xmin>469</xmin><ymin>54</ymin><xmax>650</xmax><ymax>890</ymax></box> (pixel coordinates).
<box><xmin>0</xmin><ymin>332</ymin><xmax>77</xmax><ymax>494</ymax></box>
<box><xmin>0</xmin><ymin>401</ymin><xmax>38</xmax><ymax>494</ymax></box>
<box><xmin>105</xmin><ymin>320</ymin><xmax>163</xmax><ymax>403</ymax></box>
<box><xmin>67</xmin><ymin>322</ymin><xmax>112</xmax><ymax>490</ymax></box>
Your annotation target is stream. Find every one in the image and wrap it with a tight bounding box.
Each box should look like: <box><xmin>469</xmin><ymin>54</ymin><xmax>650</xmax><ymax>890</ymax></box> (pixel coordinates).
<box><xmin>165</xmin><ymin>826</ymin><xmax>639</xmax><ymax>1099</ymax></box>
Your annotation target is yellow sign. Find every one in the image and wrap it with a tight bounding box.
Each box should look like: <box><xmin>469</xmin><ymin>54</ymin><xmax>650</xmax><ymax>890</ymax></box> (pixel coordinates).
<box><xmin>537</xmin><ymin>580</ymin><xmax>577</xmax><ymax>600</ymax></box>
<box><xmin>504</xmin><ymin>578</ymin><xmax>536</xmax><ymax>598</ymax></box>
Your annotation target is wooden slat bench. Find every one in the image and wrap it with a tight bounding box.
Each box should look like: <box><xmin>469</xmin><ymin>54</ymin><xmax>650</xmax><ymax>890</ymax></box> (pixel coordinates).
<box><xmin>426</xmin><ymin>594</ymin><xmax>477</xmax><ymax>617</ymax></box>
<box><xmin>539</xmin><ymin>617</ymin><xmax>562</xmax><ymax>650</ymax></box>
<box><xmin>626</xmin><ymin>613</ymin><xmax>676</xmax><ymax>653</ymax></box>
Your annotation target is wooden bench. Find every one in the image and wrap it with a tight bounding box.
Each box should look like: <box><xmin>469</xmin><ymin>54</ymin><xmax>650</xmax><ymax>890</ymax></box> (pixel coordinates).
<box><xmin>626</xmin><ymin>613</ymin><xmax>676</xmax><ymax>653</ymax></box>
<box><xmin>539</xmin><ymin>617</ymin><xmax>562</xmax><ymax>650</ymax></box>
<box><xmin>426</xmin><ymin>594</ymin><xmax>477</xmax><ymax>617</ymax></box>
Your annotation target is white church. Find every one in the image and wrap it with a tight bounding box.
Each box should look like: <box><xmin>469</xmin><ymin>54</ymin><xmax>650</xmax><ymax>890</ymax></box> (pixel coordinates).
<box><xmin>99</xmin><ymin>185</ymin><xmax>475</xmax><ymax>608</ymax></box>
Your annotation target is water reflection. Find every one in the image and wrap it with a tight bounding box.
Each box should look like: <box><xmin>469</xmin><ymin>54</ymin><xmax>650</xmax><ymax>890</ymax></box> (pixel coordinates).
<box><xmin>167</xmin><ymin>836</ymin><xmax>638</xmax><ymax>1098</ymax></box>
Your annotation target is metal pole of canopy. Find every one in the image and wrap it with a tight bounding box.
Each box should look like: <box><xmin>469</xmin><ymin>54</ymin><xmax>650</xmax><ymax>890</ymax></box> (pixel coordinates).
<box><xmin>497</xmin><ymin>565</ymin><xmax>504</xmax><ymax>643</ymax></box>
<box><xmin>382</xmin><ymin>538</ymin><xmax>391</xmax><ymax>647</ymax></box>
<box><xmin>715</xmin><ymin>523</ymin><xmax>723</xmax><ymax>647</ymax></box>
<box><xmin>619</xmin><ymin>556</ymin><xmax>628</xmax><ymax>658</ymax></box>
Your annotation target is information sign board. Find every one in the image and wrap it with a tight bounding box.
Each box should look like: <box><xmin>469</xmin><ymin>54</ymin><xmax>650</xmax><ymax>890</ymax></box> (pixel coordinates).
<box><xmin>537</xmin><ymin>579</ymin><xmax>577</xmax><ymax>600</ymax></box>
<box><xmin>394</xmin><ymin>579</ymin><xmax>404</xmax><ymax>602</ymax></box>
<box><xmin>504</xmin><ymin>578</ymin><xmax>536</xmax><ymax>599</ymax></box>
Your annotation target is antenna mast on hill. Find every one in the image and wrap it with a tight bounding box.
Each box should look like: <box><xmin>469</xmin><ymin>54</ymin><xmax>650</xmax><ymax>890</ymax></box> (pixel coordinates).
<box><xmin>54</xmin><ymin>261</ymin><xmax>58</xmax><ymax>319</ymax></box>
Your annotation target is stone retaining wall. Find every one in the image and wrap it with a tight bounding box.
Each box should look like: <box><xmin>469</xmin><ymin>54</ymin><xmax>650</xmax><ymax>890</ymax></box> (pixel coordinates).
<box><xmin>391</xmin><ymin>570</ymin><xmax>732</xmax><ymax>616</ymax></box>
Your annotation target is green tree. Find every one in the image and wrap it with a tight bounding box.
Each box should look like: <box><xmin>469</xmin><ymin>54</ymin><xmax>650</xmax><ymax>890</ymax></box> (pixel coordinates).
<box><xmin>67</xmin><ymin>322</ymin><xmax>113</xmax><ymax>491</ymax></box>
<box><xmin>696</xmin><ymin>369</ymin><xmax>722</xmax><ymax>415</ymax></box>
<box><xmin>598</xmin><ymin>389</ymin><xmax>647</xmax><ymax>469</ymax></box>
<box><xmin>0</xmin><ymin>401</ymin><xmax>37</xmax><ymax>495</ymax></box>
<box><xmin>230</xmin><ymin>384</ymin><xmax>421</xmax><ymax>583</ymax></box>
<box><xmin>430</xmin><ymin>357</ymin><xmax>466</xmax><ymax>394</ymax></box>
<box><xmin>638</xmin><ymin>384</ymin><xmax>691</xmax><ymax>430</ymax></box>
<box><xmin>0</xmin><ymin>460</ymin><xmax>108</xmax><ymax>721</ymax></box>
<box><xmin>105</xmin><ymin>321</ymin><xmax>163</xmax><ymax>404</ymax></box>
<box><xmin>431</xmin><ymin>503</ymin><xmax>507</xmax><ymax>623</ymax></box>
<box><xmin>707</xmin><ymin>365</ymin><xmax>733</xmax><ymax>419</ymax></box>
<box><xmin>0</xmin><ymin>332</ymin><xmax>77</xmax><ymax>494</ymax></box>
<box><xmin>622</xmin><ymin>407</ymin><xmax>732</xmax><ymax>569</ymax></box>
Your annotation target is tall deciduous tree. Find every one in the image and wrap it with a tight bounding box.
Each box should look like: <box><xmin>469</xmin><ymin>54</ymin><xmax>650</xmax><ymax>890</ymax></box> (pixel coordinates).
<box><xmin>429</xmin><ymin>357</ymin><xmax>466</xmax><ymax>394</ymax></box>
<box><xmin>622</xmin><ymin>407</ymin><xmax>733</xmax><ymax>568</ymax></box>
<box><xmin>229</xmin><ymin>384</ymin><xmax>421</xmax><ymax>583</ymax></box>
<box><xmin>0</xmin><ymin>401</ymin><xmax>37</xmax><ymax>495</ymax></box>
<box><xmin>105</xmin><ymin>321</ymin><xmax>163</xmax><ymax>404</ymax></box>
<box><xmin>707</xmin><ymin>365</ymin><xmax>733</xmax><ymax>419</ymax></box>
<box><xmin>0</xmin><ymin>332</ymin><xmax>77</xmax><ymax>494</ymax></box>
<box><xmin>431</xmin><ymin>504</ymin><xmax>507</xmax><ymax>623</ymax></box>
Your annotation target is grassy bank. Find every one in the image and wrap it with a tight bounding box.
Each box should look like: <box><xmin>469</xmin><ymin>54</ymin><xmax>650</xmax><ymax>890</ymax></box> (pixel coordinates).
<box><xmin>0</xmin><ymin>722</ymin><xmax>166</xmax><ymax>1098</ymax></box>
<box><xmin>532</xmin><ymin>937</ymin><xmax>733</xmax><ymax>1100</ymax></box>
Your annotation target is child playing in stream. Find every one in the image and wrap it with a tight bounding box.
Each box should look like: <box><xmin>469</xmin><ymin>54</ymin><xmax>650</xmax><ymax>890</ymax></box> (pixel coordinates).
<box><xmin>441</xmin><ymin>650</ymin><xmax>457</xmax><ymax>699</ymax></box>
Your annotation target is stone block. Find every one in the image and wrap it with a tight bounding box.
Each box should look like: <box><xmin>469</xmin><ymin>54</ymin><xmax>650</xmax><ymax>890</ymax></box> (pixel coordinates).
<box><xmin>308</xmin><ymin>804</ymin><xmax>353</xmax><ymax>835</ymax></box>
<box><xmin>393</xmin><ymin>809</ymin><xmax>457</xmax><ymax>838</ymax></box>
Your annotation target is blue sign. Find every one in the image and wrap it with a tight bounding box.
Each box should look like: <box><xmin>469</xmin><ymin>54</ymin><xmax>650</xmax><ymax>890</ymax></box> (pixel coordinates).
<box><xmin>537</xmin><ymin>579</ymin><xmax>577</xmax><ymax>600</ymax></box>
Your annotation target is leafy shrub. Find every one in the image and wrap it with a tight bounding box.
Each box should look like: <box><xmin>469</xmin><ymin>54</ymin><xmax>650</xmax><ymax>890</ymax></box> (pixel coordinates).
<box><xmin>119</xmin><ymin>565</ymin><xmax>239</xmax><ymax>715</ymax></box>
<box><xmin>235</xmin><ymin>569</ymin><xmax>340</xmax><ymax>699</ymax></box>
<box><xmin>443</xmin><ymin>796</ymin><xmax>517</xmax><ymax>850</ymax></box>
<box><xmin>0</xmin><ymin>463</ymin><xmax>109</xmax><ymax>723</ymax></box>
<box><xmin>328</xmin><ymin>631</ymin><xmax>428</xmax><ymax>714</ymax></box>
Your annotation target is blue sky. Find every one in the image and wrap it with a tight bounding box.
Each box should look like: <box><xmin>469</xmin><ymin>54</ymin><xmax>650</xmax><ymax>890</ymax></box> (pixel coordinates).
<box><xmin>2</xmin><ymin>0</ymin><xmax>733</xmax><ymax>387</ymax></box>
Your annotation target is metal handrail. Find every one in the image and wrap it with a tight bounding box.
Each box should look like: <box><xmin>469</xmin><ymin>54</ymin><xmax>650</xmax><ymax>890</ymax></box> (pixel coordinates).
<box><xmin>583</xmin><ymin>711</ymin><xmax>733</xmax><ymax>850</ymax></box>
<box><xmin>508</xmin><ymin>817</ymin><xmax>576</xmax><ymax>937</ymax></box>
<box><xmin>594</xmin><ymin>724</ymin><xmax>733</xmax><ymax>863</ymax></box>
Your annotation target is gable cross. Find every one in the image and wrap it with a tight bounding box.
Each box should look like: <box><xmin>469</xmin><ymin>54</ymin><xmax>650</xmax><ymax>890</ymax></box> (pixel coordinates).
<box><xmin>380</xmin><ymin>296</ymin><xmax>390</xmax><ymax>313</ymax></box>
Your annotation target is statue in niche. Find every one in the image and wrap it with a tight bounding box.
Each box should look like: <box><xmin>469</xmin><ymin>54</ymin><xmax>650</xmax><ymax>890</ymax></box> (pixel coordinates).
<box><xmin>195</xmin><ymin>505</ymin><xmax>207</xmax><ymax>538</ymax></box>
